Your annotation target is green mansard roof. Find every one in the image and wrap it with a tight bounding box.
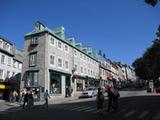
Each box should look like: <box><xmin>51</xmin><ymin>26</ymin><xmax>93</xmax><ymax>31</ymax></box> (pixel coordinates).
<box><xmin>25</xmin><ymin>21</ymin><xmax>98</xmax><ymax>61</ymax></box>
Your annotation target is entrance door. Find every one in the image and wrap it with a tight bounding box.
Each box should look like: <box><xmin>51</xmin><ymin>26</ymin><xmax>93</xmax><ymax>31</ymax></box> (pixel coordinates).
<box><xmin>65</xmin><ymin>76</ymin><xmax>71</xmax><ymax>97</ymax></box>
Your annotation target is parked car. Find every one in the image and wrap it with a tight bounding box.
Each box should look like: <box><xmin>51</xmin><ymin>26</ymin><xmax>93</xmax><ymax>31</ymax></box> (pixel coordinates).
<box><xmin>79</xmin><ymin>87</ymin><xmax>98</xmax><ymax>98</ymax></box>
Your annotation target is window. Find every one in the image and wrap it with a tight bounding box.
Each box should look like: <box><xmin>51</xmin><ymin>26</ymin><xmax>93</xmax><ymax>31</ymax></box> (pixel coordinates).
<box><xmin>87</xmin><ymin>57</ymin><xmax>89</xmax><ymax>62</ymax></box>
<box><xmin>88</xmin><ymin>69</ymin><xmax>90</xmax><ymax>75</ymax></box>
<box><xmin>64</xmin><ymin>45</ymin><xmax>69</xmax><ymax>52</ymax></box>
<box><xmin>65</xmin><ymin>61</ymin><xmax>69</xmax><ymax>69</ymax></box>
<box><xmin>19</xmin><ymin>63</ymin><xmax>22</xmax><ymax>69</ymax></box>
<box><xmin>84</xmin><ymin>68</ymin><xmax>87</xmax><ymax>74</ymax></box>
<box><xmin>6</xmin><ymin>44</ymin><xmax>10</xmax><ymax>52</ymax></box>
<box><xmin>50</xmin><ymin>72</ymin><xmax>61</xmax><ymax>94</ymax></box>
<box><xmin>50</xmin><ymin>55</ymin><xmax>55</xmax><ymax>66</ymax></box>
<box><xmin>74</xmin><ymin>50</ymin><xmax>77</xmax><ymax>56</ymax></box>
<box><xmin>58</xmin><ymin>58</ymin><xmax>62</xmax><ymax>68</ymax></box>
<box><xmin>1</xmin><ymin>55</ymin><xmax>5</xmax><ymax>64</ymax></box>
<box><xmin>0</xmin><ymin>69</ymin><xmax>3</xmax><ymax>79</ymax></box>
<box><xmin>6</xmin><ymin>71</ymin><xmax>10</xmax><ymax>78</ymax></box>
<box><xmin>84</xmin><ymin>55</ymin><xmax>86</xmax><ymax>60</ymax></box>
<box><xmin>27</xmin><ymin>72</ymin><xmax>38</xmax><ymax>86</ymax></box>
<box><xmin>13</xmin><ymin>60</ymin><xmax>17</xmax><ymax>68</ymax></box>
<box><xmin>74</xmin><ymin>64</ymin><xmax>78</xmax><ymax>71</ymax></box>
<box><xmin>81</xmin><ymin>67</ymin><xmax>83</xmax><ymax>73</ymax></box>
<box><xmin>29</xmin><ymin>53</ymin><xmax>37</xmax><ymax>66</ymax></box>
<box><xmin>58</xmin><ymin>41</ymin><xmax>62</xmax><ymax>49</ymax></box>
<box><xmin>0</xmin><ymin>39</ymin><xmax>2</xmax><ymax>48</ymax></box>
<box><xmin>31</xmin><ymin>37</ymin><xmax>38</xmax><ymax>45</ymax></box>
<box><xmin>8</xmin><ymin>57</ymin><xmax>11</xmax><ymax>66</ymax></box>
<box><xmin>80</xmin><ymin>53</ymin><xmax>82</xmax><ymax>58</ymax></box>
<box><xmin>50</xmin><ymin>37</ymin><xmax>55</xmax><ymax>45</ymax></box>
<box><xmin>3</xmin><ymin>42</ymin><xmax>6</xmax><ymax>50</ymax></box>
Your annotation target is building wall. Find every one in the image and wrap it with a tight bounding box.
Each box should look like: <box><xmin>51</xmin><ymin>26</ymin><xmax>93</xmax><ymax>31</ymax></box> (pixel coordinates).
<box><xmin>22</xmin><ymin>33</ymin><xmax>46</xmax><ymax>89</ymax></box>
<box><xmin>47</xmin><ymin>34</ymin><xmax>73</xmax><ymax>74</ymax></box>
<box><xmin>0</xmin><ymin>37</ymin><xmax>22</xmax><ymax>82</ymax></box>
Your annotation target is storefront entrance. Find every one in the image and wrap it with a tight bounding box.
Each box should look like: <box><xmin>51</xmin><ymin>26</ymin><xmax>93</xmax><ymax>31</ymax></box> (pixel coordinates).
<box><xmin>49</xmin><ymin>71</ymin><xmax>61</xmax><ymax>94</ymax></box>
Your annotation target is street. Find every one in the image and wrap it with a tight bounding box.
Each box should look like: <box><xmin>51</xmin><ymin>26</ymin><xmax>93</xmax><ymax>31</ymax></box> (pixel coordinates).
<box><xmin>0</xmin><ymin>90</ymin><xmax>160</xmax><ymax>120</ymax></box>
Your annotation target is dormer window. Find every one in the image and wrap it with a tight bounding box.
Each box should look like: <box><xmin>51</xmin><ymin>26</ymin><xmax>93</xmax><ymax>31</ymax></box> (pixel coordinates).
<box><xmin>30</xmin><ymin>37</ymin><xmax>38</xmax><ymax>45</ymax></box>
<box><xmin>6</xmin><ymin>44</ymin><xmax>10</xmax><ymax>52</ymax></box>
<box><xmin>50</xmin><ymin>37</ymin><xmax>55</xmax><ymax>46</ymax></box>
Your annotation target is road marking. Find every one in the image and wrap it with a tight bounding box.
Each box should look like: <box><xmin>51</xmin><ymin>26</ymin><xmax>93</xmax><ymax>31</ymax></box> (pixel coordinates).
<box><xmin>153</xmin><ymin>112</ymin><xmax>160</xmax><ymax>120</ymax></box>
<box><xmin>71</xmin><ymin>106</ymin><xmax>85</xmax><ymax>110</ymax></box>
<box><xmin>124</xmin><ymin>110</ymin><xmax>136</xmax><ymax>118</ymax></box>
<box><xmin>56</xmin><ymin>105</ymin><xmax>74</xmax><ymax>110</ymax></box>
<box><xmin>92</xmin><ymin>109</ymin><xmax>105</xmax><ymax>114</ymax></box>
<box><xmin>76</xmin><ymin>106</ymin><xmax>94</xmax><ymax>111</ymax></box>
<box><xmin>137</xmin><ymin>111</ymin><xmax>149</xmax><ymax>119</ymax></box>
<box><xmin>84</xmin><ymin>107</ymin><xmax>97</xmax><ymax>112</ymax></box>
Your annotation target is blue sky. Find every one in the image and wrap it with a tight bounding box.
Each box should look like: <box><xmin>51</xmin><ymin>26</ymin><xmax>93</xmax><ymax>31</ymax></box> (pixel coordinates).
<box><xmin>0</xmin><ymin>0</ymin><xmax>160</xmax><ymax>66</ymax></box>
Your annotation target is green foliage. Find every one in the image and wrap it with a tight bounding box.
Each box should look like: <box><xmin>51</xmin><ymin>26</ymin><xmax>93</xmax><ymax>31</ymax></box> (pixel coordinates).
<box><xmin>145</xmin><ymin>0</ymin><xmax>158</xmax><ymax>7</ymax></box>
<box><xmin>132</xmin><ymin>39</ymin><xmax>160</xmax><ymax>84</ymax></box>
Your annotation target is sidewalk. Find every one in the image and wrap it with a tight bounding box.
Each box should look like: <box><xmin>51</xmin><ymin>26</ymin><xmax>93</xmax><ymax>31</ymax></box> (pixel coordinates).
<box><xmin>35</xmin><ymin>95</ymin><xmax>79</xmax><ymax>105</ymax></box>
<box><xmin>0</xmin><ymin>96</ymin><xmax>80</xmax><ymax>112</ymax></box>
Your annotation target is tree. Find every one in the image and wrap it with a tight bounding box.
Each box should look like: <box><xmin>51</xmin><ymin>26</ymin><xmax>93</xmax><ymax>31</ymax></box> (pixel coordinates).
<box><xmin>145</xmin><ymin>0</ymin><xmax>159</xmax><ymax>7</ymax></box>
<box><xmin>132</xmin><ymin>26</ymin><xmax>160</xmax><ymax>86</ymax></box>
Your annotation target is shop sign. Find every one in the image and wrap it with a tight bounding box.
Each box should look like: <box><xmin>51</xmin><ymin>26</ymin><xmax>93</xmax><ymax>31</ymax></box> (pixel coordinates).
<box><xmin>0</xmin><ymin>84</ymin><xmax>6</xmax><ymax>89</ymax></box>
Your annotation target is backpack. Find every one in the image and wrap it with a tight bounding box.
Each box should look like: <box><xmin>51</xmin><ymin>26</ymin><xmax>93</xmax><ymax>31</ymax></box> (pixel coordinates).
<box><xmin>112</xmin><ymin>88</ymin><xmax>120</xmax><ymax>98</ymax></box>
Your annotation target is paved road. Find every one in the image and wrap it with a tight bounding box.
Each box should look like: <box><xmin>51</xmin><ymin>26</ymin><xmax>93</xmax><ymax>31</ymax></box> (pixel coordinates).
<box><xmin>0</xmin><ymin>90</ymin><xmax>160</xmax><ymax>120</ymax></box>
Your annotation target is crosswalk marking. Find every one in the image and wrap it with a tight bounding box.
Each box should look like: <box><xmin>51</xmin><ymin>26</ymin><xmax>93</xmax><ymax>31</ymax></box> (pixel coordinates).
<box><xmin>153</xmin><ymin>112</ymin><xmax>160</xmax><ymax>120</ymax></box>
<box><xmin>71</xmin><ymin>106</ymin><xmax>85</xmax><ymax>110</ymax></box>
<box><xmin>124</xmin><ymin>110</ymin><xmax>136</xmax><ymax>118</ymax></box>
<box><xmin>84</xmin><ymin>107</ymin><xmax>97</xmax><ymax>112</ymax></box>
<box><xmin>92</xmin><ymin>109</ymin><xmax>104</xmax><ymax>114</ymax></box>
<box><xmin>76</xmin><ymin>106</ymin><xmax>94</xmax><ymax>111</ymax></box>
<box><xmin>137</xmin><ymin>111</ymin><xmax>149</xmax><ymax>119</ymax></box>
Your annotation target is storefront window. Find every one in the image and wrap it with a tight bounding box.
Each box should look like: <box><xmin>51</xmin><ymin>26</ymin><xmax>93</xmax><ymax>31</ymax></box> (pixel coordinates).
<box><xmin>76</xmin><ymin>79</ymin><xmax>83</xmax><ymax>91</ymax></box>
<box><xmin>50</xmin><ymin>72</ymin><xmax>61</xmax><ymax>94</ymax></box>
<box><xmin>27</xmin><ymin>72</ymin><xmax>38</xmax><ymax>87</ymax></box>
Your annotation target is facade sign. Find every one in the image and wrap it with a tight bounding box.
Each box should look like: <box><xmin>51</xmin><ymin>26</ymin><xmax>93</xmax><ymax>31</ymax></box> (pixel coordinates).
<box><xmin>0</xmin><ymin>84</ymin><xmax>5</xmax><ymax>89</ymax></box>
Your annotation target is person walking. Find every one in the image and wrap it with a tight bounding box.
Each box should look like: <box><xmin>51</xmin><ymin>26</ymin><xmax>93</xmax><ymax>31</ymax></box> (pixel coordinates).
<box><xmin>112</xmin><ymin>85</ymin><xmax>120</xmax><ymax>111</ymax></box>
<box><xmin>9</xmin><ymin>91</ymin><xmax>13</xmax><ymax>103</ymax></box>
<box><xmin>44</xmin><ymin>90</ymin><xmax>50</xmax><ymax>108</ymax></box>
<box><xmin>23</xmin><ymin>91</ymin><xmax>29</xmax><ymax>109</ymax></box>
<box><xmin>68</xmin><ymin>86</ymin><xmax>73</xmax><ymax>97</ymax></box>
<box><xmin>97</xmin><ymin>87</ymin><xmax>104</xmax><ymax>110</ymax></box>
<box><xmin>27</xmin><ymin>90</ymin><xmax>34</xmax><ymax>109</ymax></box>
<box><xmin>107</xmin><ymin>85</ymin><xmax>114</xmax><ymax>112</ymax></box>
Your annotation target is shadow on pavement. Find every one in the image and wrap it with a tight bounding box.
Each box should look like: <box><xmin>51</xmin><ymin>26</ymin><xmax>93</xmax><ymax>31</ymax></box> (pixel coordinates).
<box><xmin>1</xmin><ymin>95</ymin><xmax>160</xmax><ymax>120</ymax></box>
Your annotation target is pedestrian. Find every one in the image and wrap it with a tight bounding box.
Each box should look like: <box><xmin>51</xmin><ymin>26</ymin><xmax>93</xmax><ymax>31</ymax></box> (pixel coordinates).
<box><xmin>43</xmin><ymin>90</ymin><xmax>50</xmax><ymax>108</ymax></box>
<box><xmin>65</xmin><ymin>86</ymin><xmax>69</xmax><ymax>97</ymax></box>
<box><xmin>12</xmin><ymin>90</ymin><xmax>18</xmax><ymax>102</ymax></box>
<box><xmin>19</xmin><ymin>90</ymin><xmax>25</xmax><ymax>103</ymax></box>
<box><xmin>97</xmin><ymin>87</ymin><xmax>104</xmax><ymax>110</ymax></box>
<box><xmin>68</xmin><ymin>86</ymin><xmax>73</xmax><ymax>97</ymax></box>
<box><xmin>27</xmin><ymin>90</ymin><xmax>34</xmax><ymax>109</ymax></box>
<box><xmin>23</xmin><ymin>91</ymin><xmax>29</xmax><ymax>109</ymax></box>
<box><xmin>112</xmin><ymin>85</ymin><xmax>120</xmax><ymax>111</ymax></box>
<box><xmin>9</xmin><ymin>91</ymin><xmax>13</xmax><ymax>103</ymax></box>
<box><xmin>107</xmin><ymin>85</ymin><xmax>114</xmax><ymax>112</ymax></box>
